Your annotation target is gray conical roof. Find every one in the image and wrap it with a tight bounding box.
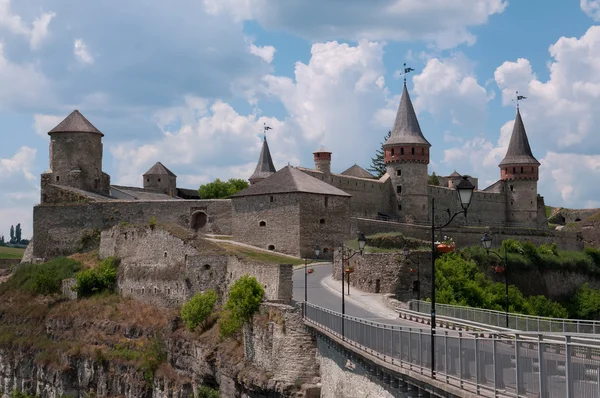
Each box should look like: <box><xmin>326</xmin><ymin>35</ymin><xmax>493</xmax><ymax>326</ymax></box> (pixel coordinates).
<box><xmin>384</xmin><ymin>83</ymin><xmax>430</xmax><ymax>147</ymax></box>
<box><xmin>340</xmin><ymin>164</ymin><xmax>375</xmax><ymax>179</ymax></box>
<box><xmin>48</xmin><ymin>110</ymin><xmax>103</xmax><ymax>136</ymax></box>
<box><xmin>143</xmin><ymin>162</ymin><xmax>176</xmax><ymax>177</ymax></box>
<box><xmin>499</xmin><ymin>109</ymin><xmax>540</xmax><ymax>166</ymax></box>
<box><xmin>249</xmin><ymin>137</ymin><xmax>276</xmax><ymax>182</ymax></box>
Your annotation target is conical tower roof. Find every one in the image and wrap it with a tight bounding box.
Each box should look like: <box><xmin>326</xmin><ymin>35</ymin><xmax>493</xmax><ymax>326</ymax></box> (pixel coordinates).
<box><xmin>499</xmin><ymin>109</ymin><xmax>540</xmax><ymax>166</ymax></box>
<box><xmin>143</xmin><ymin>162</ymin><xmax>177</xmax><ymax>177</ymax></box>
<box><xmin>249</xmin><ymin>136</ymin><xmax>276</xmax><ymax>182</ymax></box>
<box><xmin>48</xmin><ymin>110</ymin><xmax>103</xmax><ymax>136</ymax></box>
<box><xmin>385</xmin><ymin>83</ymin><xmax>430</xmax><ymax>147</ymax></box>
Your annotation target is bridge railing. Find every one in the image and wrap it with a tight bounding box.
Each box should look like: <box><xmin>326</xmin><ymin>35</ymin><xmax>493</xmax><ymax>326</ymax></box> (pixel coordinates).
<box><xmin>304</xmin><ymin>303</ymin><xmax>600</xmax><ymax>398</ymax></box>
<box><xmin>409</xmin><ymin>300</ymin><xmax>600</xmax><ymax>335</ymax></box>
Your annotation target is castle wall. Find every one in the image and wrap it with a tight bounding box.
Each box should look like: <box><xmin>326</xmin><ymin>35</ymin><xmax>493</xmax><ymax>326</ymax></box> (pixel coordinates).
<box><xmin>354</xmin><ymin>218</ymin><xmax>584</xmax><ymax>251</ymax></box>
<box><xmin>428</xmin><ymin>186</ymin><xmax>508</xmax><ymax>227</ymax></box>
<box><xmin>300</xmin><ymin>169</ymin><xmax>393</xmax><ymax>217</ymax></box>
<box><xmin>298</xmin><ymin>193</ymin><xmax>351</xmax><ymax>259</ymax></box>
<box><xmin>33</xmin><ymin>199</ymin><xmax>232</xmax><ymax>259</ymax></box>
<box><xmin>387</xmin><ymin>162</ymin><xmax>429</xmax><ymax>222</ymax></box>
<box><xmin>99</xmin><ymin>226</ymin><xmax>293</xmax><ymax>307</ymax></box>
<box><xmin>505</xmin><ymin>179</ymin><xmax>538</xmax><ymax>226</ymax></box>
<box><xmin>232</xmin><ymin>193</ymin><xmax>301</xmax><ymax>256</ymax></box>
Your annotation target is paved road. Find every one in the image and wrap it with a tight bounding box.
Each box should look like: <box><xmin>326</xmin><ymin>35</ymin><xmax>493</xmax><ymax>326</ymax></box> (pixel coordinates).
<box><xmin>292</xmin><ymin>263</ymin><xmax>426</xmax><ymax>327</ymax></box>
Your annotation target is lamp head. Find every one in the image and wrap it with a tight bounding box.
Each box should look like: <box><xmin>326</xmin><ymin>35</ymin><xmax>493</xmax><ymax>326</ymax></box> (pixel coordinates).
<box><xmin>455</xmin><ymin>176</ymin><xmax>475</xmax><ymax>211</ymax></box>
<box><xmin>314</xmin><ymin>243</ymin><xmax>320</xmax><ymax>258</ymax></box>
<box><xmin>481</xmin><ymin>233</ymin><xmax>493</xmax><ymax>250</ymax></box>
<box><xmin>403</xmin><ymin>245</ymin><xmax>409</xmax><ymax>257</ymax></box>
<box><xmin>357</xmin><ymin>232</ymin><xmax>367</xmax><ymax>254</ymax></box>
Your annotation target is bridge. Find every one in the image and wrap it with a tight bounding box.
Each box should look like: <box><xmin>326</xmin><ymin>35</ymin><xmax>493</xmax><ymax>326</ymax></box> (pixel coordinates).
<box><xmin>304</xmin><ymin>302</ymin><xmax>600</xmax><ymax>398</ymax></box>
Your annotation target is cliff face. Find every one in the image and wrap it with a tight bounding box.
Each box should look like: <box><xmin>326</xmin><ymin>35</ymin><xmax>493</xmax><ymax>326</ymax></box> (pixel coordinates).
<box><xmin>0</xmin><ymin>291</ymin><xmax>318</xmax><ymax>397</ymax></box>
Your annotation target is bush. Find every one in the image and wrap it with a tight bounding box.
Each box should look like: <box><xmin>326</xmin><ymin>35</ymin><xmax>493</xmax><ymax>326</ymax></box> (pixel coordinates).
<box><xmin>181</xmin><ymin>290</ymin><xmax>218</xmax><ymax>332</ymax></box>
<box><xmin>0</xmin><ymin>257</ymin><xmax>80</xmax><ymax>295</ymax></box>
<box><xmin>219</xmin><ymin>275</ymin><xmax>264</xmax><ymax>338</ymax></box>
<box><xmin>585</xmin><ymin>247</ymin><xmax>600</xmax><ymax>266</ymax></box>
<box><xmin>148</xmin><ymin>216</ymin><xmax>157</xmax><ymax>229</ymax></box>
<box><xmin>140</xmin><ymin>337</ymin><xmax>167</xmax><ymax>386</ymax></box>
<box><xmin>74</xmin><ymin>257</ymin><xmax>119</xmax><ymax>297</ymax></box>
<box><xmin>197</xmin><ymin>386</ymin><xmax>220</xmax><ymax>398</ymax></box>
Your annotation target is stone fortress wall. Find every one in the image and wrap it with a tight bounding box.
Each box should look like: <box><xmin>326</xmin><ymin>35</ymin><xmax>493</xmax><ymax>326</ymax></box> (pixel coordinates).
<box><xmin>99</xmin><ymin>225</ymin><xmax>293</xmax><ymax>307</ymax></box>
<box><xmin>33</xmin><ymin>199</ymin><xmax>232</xmax><ymax>259</ymax></box>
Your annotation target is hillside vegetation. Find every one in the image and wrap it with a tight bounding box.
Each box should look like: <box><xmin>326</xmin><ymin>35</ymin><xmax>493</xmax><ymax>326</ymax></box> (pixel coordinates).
<box><xmin>0</xmin><ymin>246</ymin><xmax>25</xmax><ymax>259</ymax></box>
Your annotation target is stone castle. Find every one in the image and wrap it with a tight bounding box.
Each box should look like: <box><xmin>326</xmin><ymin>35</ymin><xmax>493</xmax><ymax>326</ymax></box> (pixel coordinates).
<box><xmin>30</xmin><ymin>83</ymin><xmax>550</xmax><ymax>262</ymax></box>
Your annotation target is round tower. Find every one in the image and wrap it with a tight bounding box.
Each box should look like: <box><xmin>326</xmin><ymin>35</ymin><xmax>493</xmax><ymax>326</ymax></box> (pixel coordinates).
<box><xmin>313</xmin><ymin>146</ymin><xmax>332</xmax><ymax>175</ymax></box>
<box><xmin>384</xmin><ymin>83</ymin><xmax>430</xmax><ymax>223</ymax></box>
<box><xmin>42</xmin><ymin>110</ymin><xmax>110</xmax><ymax>201</ymax></box>
<box><xmin>499</xmin><ymin>108</ymin><xmax>540</xmax><ymax>226</ymax></box>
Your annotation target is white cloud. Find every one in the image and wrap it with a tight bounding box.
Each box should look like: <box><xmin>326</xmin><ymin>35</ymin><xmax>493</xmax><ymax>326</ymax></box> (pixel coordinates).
<box><xmin>413</xmin><ymin>55</ymin><xmax>491</xmax><ymax>128</ymax></box>
<box><xmin>540</xmin><ymin>152</ymin><xmax>600</xmax><ymax>206</ymax></box>
<box><xmin>74</xmin><ymin>39</ymin><xmax>94</xmax><ymax>65</ymax></box>
<box><xmin>33</xmin><ymin>114</ymin><xmax>62</xmax><ymax>137</ymax></box>
<box><xmin>249</xmin><ymin>43</ymin><xmax>276</xmax><ymax>63</ymax></box>
<box><xmin>0</xmin><ymin>0</ymin><xmax>55</xmax><ymax>49</ymax></box>
<box><xmin>203</xmin><ymin>0</ymin><xmax>508</xmax><ymax>48</ymax></box>
<box><xmin>581</xmin><ymin>0</ymin><xmax>600</xmax><ymax>21</ymax></box>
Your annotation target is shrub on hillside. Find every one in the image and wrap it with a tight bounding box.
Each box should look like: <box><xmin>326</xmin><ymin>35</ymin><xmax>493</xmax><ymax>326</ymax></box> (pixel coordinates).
<box><xmin>0</xmin><ymin>257</ymin><xmax>80</xmax><ymax>295</ymax></box>
<box><xmin>197</xmin><ymin>386</ymin><xmax>220</xmax><ymax>398</ymax></box>
<box><xmin>74</xmin><ymin>257</ymin><xmax>119</xmax><ymax>297</ymax></box>
<box><xmin>181</xmin><ymin>290</ymin><xmax>218</xmax><ymax>332</ymax></box>
<box><xmin>219</xmin><ymin>275</ymin><xmax>264</xmax><ymax>338</ymax></box>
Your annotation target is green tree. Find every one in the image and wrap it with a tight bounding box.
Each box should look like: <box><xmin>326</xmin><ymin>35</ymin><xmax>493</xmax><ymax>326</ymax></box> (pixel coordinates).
<box><xmin>181</xmin><ymin>290</ymin><xmax>219</xmax><ymax>332</ymax></box>
<box><xmin>0</xmin><ymin>234</ymin><xmax>5</xmax><ymax>245</ymax></box>
<box><xmin>198</xmin><ymin>178</ymin><xmax>249</xmax><ymax>199</ymax></box>
<box><xmin>428</xmin><ymin>172</ymin><xmax>440</xmax><ymax>186</ymax></box>
<box><xmin>15</xmin><ymin>223</ymin><xmax>22</xmax><ymax>244</ymax></box>
<box><xmin>74</xmin><ymin>257</ymin><xmax>119</xmax><ymax>297</ymax></box>
<box><xmin>219</xmin><ymin>275</ymin><xmax>264</xmax><ymax>338</ymax></box>
<box><xmin>367</xmin><ymin>131</ymin><xmax>391</xmax><ymax>178</ymax></box>
<box><xmin>9</xmin><ymin>225</ymin><xmax>14</xmax><ymax>244</ymax></box>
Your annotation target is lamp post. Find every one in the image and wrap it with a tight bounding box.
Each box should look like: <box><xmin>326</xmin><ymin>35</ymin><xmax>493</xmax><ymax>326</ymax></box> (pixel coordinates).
<box><xmin>304</xmin><ymin>242</ymin><xmax>321</xmax><ymax>304</ymax></box>
<box><xmin>481</xmin><ymin>233</ymin><xmax>509</xmax><ymax>328</ymax></box>
<box><xmin>430</xmin><ymin>176</ymin><xmax>475</xmax><ymax>378</ymax></box>
<box><xmin>340</xmin><ymin>232</ymin><xmax>367</xmax><ymax>338</ymax></box>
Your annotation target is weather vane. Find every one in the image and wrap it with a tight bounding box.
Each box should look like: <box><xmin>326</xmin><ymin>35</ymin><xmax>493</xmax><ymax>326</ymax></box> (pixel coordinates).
<box><xmin>515</xmin><ymin>91</ymin><xmax>527</xmax><ymax>109</ymax></box>
<box><xmin>263</xmin><ymin>123</ymin><xmax>272</xmax><ymax>141</ymax></box>
<box><xmin>401</xmin><ymin>63</ymin><xmax>415</xmax><ymax>84</ymax></box>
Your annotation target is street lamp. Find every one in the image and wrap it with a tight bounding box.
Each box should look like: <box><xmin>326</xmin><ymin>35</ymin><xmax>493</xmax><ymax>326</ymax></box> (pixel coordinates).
<box><xmin>481</xmin><ymin>233</ymin><xmax>509</xmax><ymax>328</ymax></box>
<box><xmin>340</xmin><ymin>232</ymin><xmax>367</xmax><ymax>338</ymax></box>
<box><xmin>304</xmin><ymin>243</ymin><xmax>321</xmax><ymax>303</ymax></box>
<box><xmin>430</xmin><ymin>176</ymin><xmax>475</xmax><ymax>378</ymax></box>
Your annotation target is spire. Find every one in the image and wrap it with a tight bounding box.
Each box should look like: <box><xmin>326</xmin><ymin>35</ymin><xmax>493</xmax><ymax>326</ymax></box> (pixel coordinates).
<box><xmin>499</xmin><ymin>109</ymin><xmax>540</xmax><ymax>166</ymax></box>
<box><xmin>249</xmin><ymin>136</ymin><xmax>276</xmax><ymax>184</ymax></box>
<box><xmin>385</xmin><ymin>83</ymin><xmax>430</xmax><ymax>147</ymax></box>
<box><xmin>48</xmin><ymin>110</ymin><xmax>103</xmax><ymax>136</ymax></box>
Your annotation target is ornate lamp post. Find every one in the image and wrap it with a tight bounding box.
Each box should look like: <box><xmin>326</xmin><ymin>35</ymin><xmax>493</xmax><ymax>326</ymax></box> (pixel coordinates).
<box><xmin>430</xmin><ymin>176</ymin><xmax>475</xmax><ymax>378</ymax></box>
<box><xmin>304</xmin><ymin>242</ymin><xmax>321</xmax><ymax>303</ymax></box>
<box><xmin>481</xmin><ymin>233</ymin><xmax>509</xmax><ymax>328</ymax></box>
<box><xmin>340</xmin><ymin>232</ymin><xmax>367</xmax><ymax>338</ymax></box>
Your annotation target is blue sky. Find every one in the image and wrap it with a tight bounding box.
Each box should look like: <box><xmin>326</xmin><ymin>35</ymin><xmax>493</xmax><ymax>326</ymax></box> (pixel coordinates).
<box><xmin>2</xmin><ymin>0</ymin><xmax>600</xmax><ymax>239</ymax></box>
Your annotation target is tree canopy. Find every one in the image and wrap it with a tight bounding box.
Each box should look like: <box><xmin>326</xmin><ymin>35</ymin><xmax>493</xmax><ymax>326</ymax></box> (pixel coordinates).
<box><xmin>367</xmin><ymin>131</ymin><xmax>391</xmax><ymax>178</ymax></box>
<box><xmin>198</xmin><ymin>178</ymin><xmax>249</xmax><ymax>199</ymax></box>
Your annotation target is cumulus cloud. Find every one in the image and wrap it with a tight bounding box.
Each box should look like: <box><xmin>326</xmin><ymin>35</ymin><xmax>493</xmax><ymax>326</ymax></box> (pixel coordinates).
<box><xmin>0</xmin><ymin>0</ymin><xmax>55</xmax><ymax>49</ymax></box>
<box><xmin>74</xmin><ymin>39</ymin><xmax>94</xmax><ymax>65</ymax></box>
<box><xmin>203</xmin><ymin>0</ymin><xmax>508</xmax><ymax>48</ymax></box>
<box><xmin>249</xmin><ymin>43</ymin><xmax>276</xmax><ymax>64</ymax></box>
<box><xmin>540</xmin><ymin>152</ymin><xmax>600</xmax><ymax>207</ymax></box>
<box><xmin>413</xmin><ymin>55</ymin><xmax>492</xmax><ymax>128</ymax></box>
<box><xmin>581</xmin><ymin>0</ymin><xmax>600</xmax><ymax>21</ymax></box>
<box><xmin>33</xmin><ymin>114</ymin><xmax>62</xmax><ymax>137</ymax></box>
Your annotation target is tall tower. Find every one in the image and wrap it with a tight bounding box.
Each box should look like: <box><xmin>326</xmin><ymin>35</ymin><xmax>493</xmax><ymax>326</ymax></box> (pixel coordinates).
<box><xmin>249</xmin><ymin>135</ymin><xmax>276</xmax><ymax>185</ymax></box>
<box><xmin>313</xmin><ymin>146</ymin><xmax>332</xmax><ymax>175</ymax></box>
<box><xmin>383</xmin><ymin>83</ymin><xmax>431</xmax><ymax>223</ymax></box>
<box><xmin>143</xmin><ymin>162</ymin><xmax>177</xmax><ymax>196</ymax></box>
<box><xmin>41</xmin><ymin>110</ymin><xmax>110</xmax><ymax>202</ymax></box>
<box><xmin>499</xmin><ymin>108</ymin><xmax>540</xmax><ymax>225</ymax></box>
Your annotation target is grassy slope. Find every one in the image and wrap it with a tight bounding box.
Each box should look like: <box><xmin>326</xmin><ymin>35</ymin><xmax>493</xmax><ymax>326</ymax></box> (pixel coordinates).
<box><xmin>0</xmin><ymin>246</ymin><xmax>25</xmax><ymax>259</ymax></box>
<box><xmin>215</xmin><ymin>242</ymin><xmax>305</xmax><ymax>265</ymax></box>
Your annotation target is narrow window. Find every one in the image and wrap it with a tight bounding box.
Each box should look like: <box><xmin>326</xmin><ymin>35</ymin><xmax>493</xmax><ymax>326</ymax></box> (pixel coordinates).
<box><xmin>511</xmin><ymin>200</ymin><xmax>514</xmax><ymax>205</ymax></box>
<box><xmin>510</xmin><ymin>185</ymin><xmax>514</xmax><ymax>191</ymax></box>
<box><xmin>324</xmin><ymin>197</ymin><xmax>328</xmax><ymax>207</ymax></box>
<box><xmin>268</xmin><ymin>245</ymin><xmax>275</xmax><ymax>251</ymax></box>
<box><xmin>520</xmin><ymin>167</ymin><xmax>523</xmax><ymax>174</ymax></box>
<box><xmin>316</xmin><ymin>153</ymin><xmax>320</xmax><ymax>158</ymax></box>
<box><xmin>401</xmin><ymin>148</ymin><xmax>404</xmax><ymax>155</ymax></box>
<box><xmin>270</xmin><ymin>196</ymin><xmax>274</xmax><ymax>203</ymax></box>
<box><xmin>154</xmin><ymin>287</ymin><xmax>158</xmax><ymax>294</ymax></box>
<box><xmin>398</xmin><ymin>204</ymin><xmax>402</xmax><ymax>211</ymax></box>
<box><xmin>164</xmin><ymin>251</ymin><xmax>167</xmax><ymax>258</ymax></box>
<box><xmin>146</xmin><ymin>178</ymin><xmax>150</xmax><ymax>182</ymax></box>
<box><xmin>411</xmin><ymin>147</ymin><xmax>415</xmax><ymax>155</ymax></box>
<box><xmin>142</xmin><ymin>288</ymin><xmax>145</xmax><ymax>295</ymax></box>
<box><xmin>397</xmin><ymin>185</ymin><xmax>402</xmax><ymax>194</ymax></box>
<box><xmin>259</xmin><ymin>221</ymin><xmax>266</xmax><ymax>227</ymax></box>
<box><xmin>158</xmin><ymin>178</ymin><xmax>161</xmax><ymax>182</ymax></box>
<box><xmin>421</xmin><ymin>148</ymin><xmax>424</xmax><ymax>155</ymax></box>
<box><xmin>513</xmin><ymin>167</ymin><xmax>516</xmax><ymax>174</ymax></box>
<box><xmin>531</xmin><ymin>167</ymin><xmax>534</xmax><ymax>173</ymax></box>
<box><xmin>391</xmin><ymin>148</ymin><xmax>395</xmax><ymax>156</ymax></box>
<box><xmin>396</xmin><ymin>170</ymin><xmax>401</xmax><ymax>176</ymax></box>
<box><xmin>320</xmin><ymin>219</ymin><xmax>325</xmax><ymax>224</ymax></box>
<box><xmin>167</xmin><ymin>288</ymin><xmax>171</xmax><ymax>295</ymax></box>
<box><xmin>204</xmin><ymin>264</ymin><xmax>211</xmax><ymax>270</ymax></box>
<box><xmin>56</xmin><ymin>176</ymin><xmax>60</xmax><ymax>182</ymax></box>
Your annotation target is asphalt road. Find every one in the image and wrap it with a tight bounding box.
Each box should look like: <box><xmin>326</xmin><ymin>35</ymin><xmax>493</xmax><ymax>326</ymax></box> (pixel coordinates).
<box><xmin>292</xmin><ymin>263</ymin><xmax>424</xmax><ymax>327</ymax></box>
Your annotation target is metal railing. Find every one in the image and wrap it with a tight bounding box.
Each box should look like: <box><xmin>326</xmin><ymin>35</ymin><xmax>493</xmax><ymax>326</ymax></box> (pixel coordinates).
<box><xmin>409</xmin><ymin>300</ymin><xmax>600</xmax><ymax>335</ymax></box>
<box><xmin>304</xmin><ymin>303</ymin><xmax>600</xmax><ymax>398</ymax></box>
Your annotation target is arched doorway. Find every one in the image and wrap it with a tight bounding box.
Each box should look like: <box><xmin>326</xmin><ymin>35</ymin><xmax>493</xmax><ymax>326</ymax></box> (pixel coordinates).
<box><xmin>191</xmin><ymin>211</ymin><xmax>208</xmax><ymax>230</ymax></box>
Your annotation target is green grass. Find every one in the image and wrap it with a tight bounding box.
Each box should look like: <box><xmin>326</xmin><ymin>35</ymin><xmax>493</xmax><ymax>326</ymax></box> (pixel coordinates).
<box><xmin>217</xmin><ymin>242</ymin><xmax>305</xmax><ymax>265</ymax></box>
<box><xmin>545</xmin><ymin>205</ymin><xmax>554</xmax><ymax>218</ymax></box>
<box><xmin>344</xmin><ymin>239</ymin><xmax>399</xmax><ymax>253</ymax></box>
<box><xmin>0</xmin><ymin>246</ymin><xmax>25</xmax><ymax>259</ymax></box>
<box><xmin>0</xmin><ymin>257</ymin><xmax>81</xmax><ymax>295</ymax></box>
